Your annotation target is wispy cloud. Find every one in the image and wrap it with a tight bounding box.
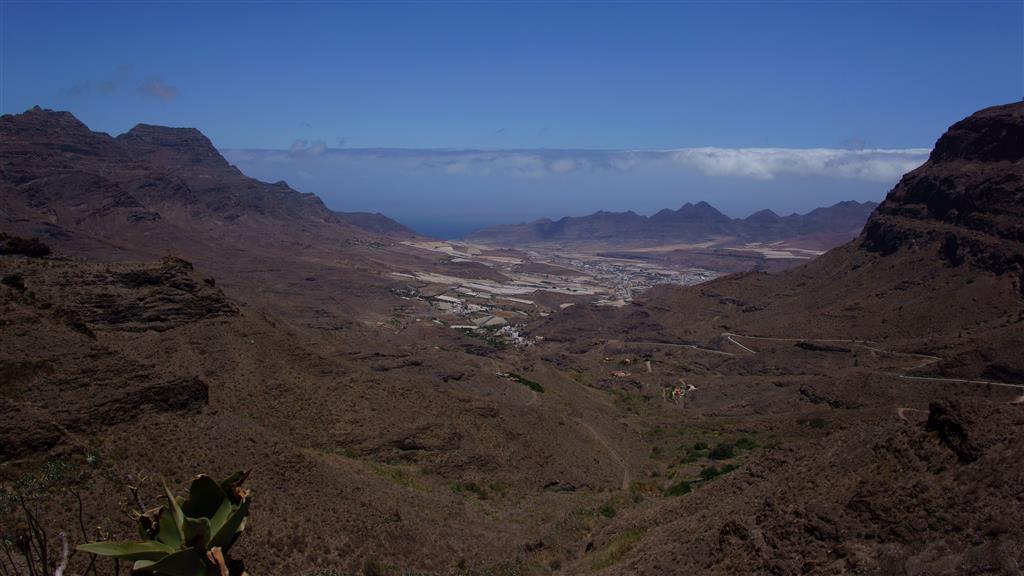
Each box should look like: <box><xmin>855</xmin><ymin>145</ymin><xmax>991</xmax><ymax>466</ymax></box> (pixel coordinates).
<box><xmin>138</xmin><ymin>78</ymin><xmax>180</xmax><ymax>101</ymax></box>
<box><xmin>66</xmin><ymin>81</ymin><xmax>91</xmax><ymax>97</ymax></box>
<box><xmin>66</xmin><ymin>66</ymin><xmax>180</xmax><ymax>103</ymax></box>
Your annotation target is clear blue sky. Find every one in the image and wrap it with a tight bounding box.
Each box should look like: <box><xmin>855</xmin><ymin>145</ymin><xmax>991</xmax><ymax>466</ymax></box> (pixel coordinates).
<box><xmin>2</xmin><ymin>1</ymin><xmax>1021</xmax><ymax>237</ymax></box>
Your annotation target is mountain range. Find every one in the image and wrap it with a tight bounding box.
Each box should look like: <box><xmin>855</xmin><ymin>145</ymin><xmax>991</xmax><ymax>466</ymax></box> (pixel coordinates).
<box><xmin>466</xmin><ymin>200</ymin><xmax>878</xmax><ymax>246</ymax></box>
<box><xmin>1</xmin><ymin>106</ymin><xmax>416</xmax><ymax>242</ymax></box>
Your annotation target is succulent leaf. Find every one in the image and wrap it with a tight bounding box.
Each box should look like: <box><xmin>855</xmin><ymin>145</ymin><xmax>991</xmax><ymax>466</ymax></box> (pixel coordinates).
<box><xmin>163</xmin><ymin>481</ymin><xmax>187</xmax><ymax>546</ymax></box>
<box><xmin>148</xmin><ymin>547</ymin><xmax>209</xmax><ymax>576</ymax></box>
<box><xmin>157</xmin><ymin>506</ymin><xmax>182</xmax><ymax>549</ymax></box>
<box><xmin>208</xmin><ymin>498</ymin><xmax>233</xmax><ymax>536</ymax></box>
<box><xmin>184</xmin><ymin>475</ymin><xmax>228</xmax><ymax>519</ymax></box>
<box><xmin>75</xmin><ymin>540</ymin><xmax>174</xmax><ymax>561</ymax></box>
<box><xmin>184</xmin><ymin>516</ymin><xmax>212</xmax><ymax>549</ymax></box>
<box><xmin>218</xmin><ymin>471</ymin><xmax>250</xmax><ymax>503</ymax></box>
<box><xmin>209</xmin><ymin>496</ymin><xmax>250</xmax><ymax>553</ymax></box>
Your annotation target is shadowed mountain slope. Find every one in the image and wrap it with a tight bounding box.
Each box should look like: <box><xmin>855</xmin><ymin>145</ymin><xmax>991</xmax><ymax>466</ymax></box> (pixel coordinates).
<box><xmin>0</xmin><ymin>107</ymin><xmax>455</xmax><ymax>327</ymax></box>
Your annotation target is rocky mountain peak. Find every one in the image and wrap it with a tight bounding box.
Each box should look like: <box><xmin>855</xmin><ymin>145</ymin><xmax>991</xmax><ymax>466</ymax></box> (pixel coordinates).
<box><xmin>676</xmin><ymin>201</ymin><xmax>730</xmax><ymax>222</ymax></box>
<box><xmin>929</xmin><ymin>101</ymin><xmax>1024</xmax><ymax>163</ymax></box>
<box><xmin>117</xmin><ymin>123</ymin><xmax>230</xmax><ymax>169</ymax></box>
<box><xmin>0</xmin><ymin>106</ymin><xmax>121</xmax><ymax>158</ymax></box>
<box><xmin>861</xmin><ymin>101</ymin><xmax>1024</xmax><ymax>279</ymax></box>
<box><xmin>745</xmin><ymin>209</ymin><xmax>781</xmax><ymax>223</ymax></box>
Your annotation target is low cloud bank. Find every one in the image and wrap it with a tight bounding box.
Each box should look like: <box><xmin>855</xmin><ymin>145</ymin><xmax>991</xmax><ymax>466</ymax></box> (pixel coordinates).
<box><xmin>224</xmin><ymin>146</ymin><xmax>929</xmax><ymax>183</ymax></box>
<box><xmin>669</xmin><ymin>147</ymin><xmax>931</xmax><ymax>182</ymax></box>
<box><xmin>221</xmin><ymin>145</ymin><xmax>930</xmax><ymax>238</ymax></box>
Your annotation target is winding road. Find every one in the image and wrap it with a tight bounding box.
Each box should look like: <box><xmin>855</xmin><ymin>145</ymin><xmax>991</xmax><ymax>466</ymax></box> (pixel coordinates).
<box><xmin>720</xmin><ymin>332</ymin><xmax>1024</xmax><ymax>414</ymax></box>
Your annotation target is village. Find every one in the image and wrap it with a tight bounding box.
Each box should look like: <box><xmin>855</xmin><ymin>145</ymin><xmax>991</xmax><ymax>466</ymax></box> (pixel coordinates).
<box><xmin>391</xmin><ymin>239</ymin><xmax>718</xmax><ymax>346</ymax></box>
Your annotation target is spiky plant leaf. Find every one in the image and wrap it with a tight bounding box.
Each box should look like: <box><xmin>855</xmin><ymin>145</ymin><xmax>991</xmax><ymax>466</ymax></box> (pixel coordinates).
<box><xmin>157</xmin><ymin>506</ymin><xmax>182</xmax><ymax>550</ymax></box>
<box><xmin>208</xmin><ymin>498</ymin><xmax>233</xmax><ymax>537</ymax></box>
<box><xmin>209</xmin><ymin>496</ymin><xmax>250</xmax><ymax>553</ymax></box>
<box><xmin>184</xmin><ymin>517</ymin><xmax>212</xmax><ymax>549</ymax></box>
<box><xmin>163</xmin><ymin>482</ymin><xmax>186</xmax><ymax>547</ymax></box>
<box><xmin>218</xmin><ymin>471</ymin><xmax>250</xmax><ymax>503</ymax></box>
<box><xmin>75</xmin><ymin>540</ymin><xmax>174</xmax><ymax>561</ymax></box>
<box><xmin>183</xmin><ymin>475</ymin><xmax>227</xmax><ymax>519</ymax></box>
<box><xmin>147</xmin><ymin>547</ymin><xmax>209</xmax><ymax>576</ymax></box>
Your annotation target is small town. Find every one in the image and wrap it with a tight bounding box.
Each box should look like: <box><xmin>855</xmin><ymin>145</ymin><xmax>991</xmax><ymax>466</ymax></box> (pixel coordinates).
<box><xmin>391</xmin><ymin>239</ymin><xmax>718</xmax><ymax>344</ymax></box>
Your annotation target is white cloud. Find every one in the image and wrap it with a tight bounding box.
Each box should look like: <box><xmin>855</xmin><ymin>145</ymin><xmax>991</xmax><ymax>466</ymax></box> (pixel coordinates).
<box><xmin>288</xmin><ymin>139</ymin><xmax>328</xmax><ymax>157</ymax></box>
<box><xmin>668</xmin><ymin>147</ymin><xmax>930</xmax><ymax>182</ymax></box>
<box><xmin>547</xmin><ymin>158</ymin><xmax>577</xmax><ymax>174</ymax></box>
<box><xmin>223</xmin><ymin>146</ymin><xmax>930</xmax><ymax>183</ymax></box>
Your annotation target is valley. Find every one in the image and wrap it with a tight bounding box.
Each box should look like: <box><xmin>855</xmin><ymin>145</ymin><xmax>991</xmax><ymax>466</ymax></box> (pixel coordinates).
<box><xmin>1</xmin><ymin>101</ymin><xmax>1022</xmax><ymax>576</ymax></box>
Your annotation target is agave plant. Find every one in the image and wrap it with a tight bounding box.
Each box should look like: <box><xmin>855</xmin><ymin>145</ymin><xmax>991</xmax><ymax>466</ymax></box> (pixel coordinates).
<box><xmin>77</xmin><ymin>472</ymin><xmax>251</xmax><ymax>576</ymax></box>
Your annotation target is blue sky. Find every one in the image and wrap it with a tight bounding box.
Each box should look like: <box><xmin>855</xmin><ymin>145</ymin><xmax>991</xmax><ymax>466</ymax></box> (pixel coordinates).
<box><xmin>2</xmin><ymin>1</ymin><xmax>1021</xmax><ymax>237</ymax></box>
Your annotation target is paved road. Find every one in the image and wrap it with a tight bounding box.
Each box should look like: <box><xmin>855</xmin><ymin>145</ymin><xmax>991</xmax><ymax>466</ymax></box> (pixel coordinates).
<box><xmin>612</xmin><ymin>340</ymin><xmax>736</xmax><ymax>356</ymax></box>
<box><xmin>722</xmin><ymin>332</ymin><xmax>1024</xmax><ymax>397</ymax></box>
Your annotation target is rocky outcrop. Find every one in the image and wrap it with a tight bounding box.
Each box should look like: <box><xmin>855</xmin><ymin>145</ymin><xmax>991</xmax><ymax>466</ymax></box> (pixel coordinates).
<box><xmin>46</xmin><ymin>256</ymin><xmax>238</xmax><ymax>332</ymax></box>
<box><xmin>861</xmin><ymin>102</ymin><xmax>1024</xmax><ymax>284</ymax></box>
<box><xmin>925</xmin><ymin>399</ymin><xmax>1005</xmax><ymax>463</ymax></box>
<box><xmin>117</xmin><ymin>123</ymin><xmax>234</xmax><ymax>169</ymax></box>
<box><xmin>0</xmin><ymin>254</ymin><xmax>225</xmax><ymax>460</ymax></box>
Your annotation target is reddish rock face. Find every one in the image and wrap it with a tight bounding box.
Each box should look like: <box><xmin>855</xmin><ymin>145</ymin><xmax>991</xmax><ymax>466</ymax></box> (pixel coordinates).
<box><xmin>862</xmin><ymin>102</ymin><xmax>1024</xmax><ymax>284</ymax></box>
<box><xmin>116</xmin><ymin>123</ymin><xmax>234</xmax><ymax>169</ymax></box>
<box><xmin>930</xmin><ymin>101</ymin><xmax>1024</xmax><ymax>163</ymax></box>
<box><xmin>0</xmin><ymin>106</ymin><xmax>417</xmax><ymax>241</ymax></box>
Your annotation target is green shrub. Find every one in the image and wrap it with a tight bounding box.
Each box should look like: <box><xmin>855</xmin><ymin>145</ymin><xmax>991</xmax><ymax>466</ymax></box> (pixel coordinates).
<box><xmin>735</xmin><ymin>436</ymin><xmax>758</xmax><ymax>450</ymax></box>
<box><xmin>681</xmin><ymin>447</ymin><xmax>708</xmax><ymax>463</ymax></box>
<box><xmin>664</xmin><ymin>480</ymin><xmax>691</xmax><ymax>496</ymax></box>
<box><xmin>362</xmin><ymin>559</ymin><xmax>385</xmax><ymax>576</ymax></box>
<box><xmin>503</xmin><ymin>372</ymin><xmax>544</xmax><ymax>393</ymax></box>
<box><xmin>599</xmin><ymin>503</ymin><xmax>616</xmax><ymax>518</ymax></box>
<box><xmin>692</xmin><ymin>441</ymin><xmax>709</xmax><ymax>451</ymax></box>
<box><xmin>590</xmin><ymin>529</ymin><xmax>646</xmax><ymax>569</ymax></box>
<box><xmin>700</xmin><ymin>463</ymin><xmax>738</xmax><ymax>481</ymax></box>
<box><xmin>709</xmin><ymin>443</ymin><xmax>735</xmax><ymax>460</ymax></box>
<box><xmin>454</xmin><ymin>481</ymin><xmax>489</xmax><ymax>500</ymax></box>
<box><xmin>77</xmin><ymin>472</ymin><xmax>251</xmax><ymax>576</ymax></box>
